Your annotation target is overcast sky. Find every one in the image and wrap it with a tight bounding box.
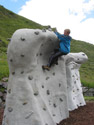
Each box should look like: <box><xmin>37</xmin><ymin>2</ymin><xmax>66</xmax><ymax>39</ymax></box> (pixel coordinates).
<box><xmin>0</xmin><ymin>0</ymin><xmax>94</xmax><ymax>45</ymax></box>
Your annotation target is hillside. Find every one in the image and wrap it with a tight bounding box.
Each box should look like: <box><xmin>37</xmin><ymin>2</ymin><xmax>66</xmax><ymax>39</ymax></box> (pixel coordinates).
<box><xmin>0</xmin><ymin>5</ymin><xmax>94</xmax><ymax>87</ymax></box>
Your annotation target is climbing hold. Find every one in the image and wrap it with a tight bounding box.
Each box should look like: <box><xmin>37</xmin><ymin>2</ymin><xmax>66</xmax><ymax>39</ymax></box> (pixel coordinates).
<box><xmin>59</xmin><ymin>83</ymin><xmax>61</xmax><ymax>87</ymax></box>
<box><xmin>42</xmin><ymin>29</ymin><xmax>46</xmax><ymax>32</ymax></box>
<box><xmin>23</xmin><ymin>102</ymin><xmax>28</xmax><ymax>105</ymax></box>
<box><xmin>34</xmin><ymin>92</ymin><xmax>39</xmax><ymax>96</ymax></box>
<box><xmin>25</xmin><ymin>111</ymin><xmax>34</xmax><ymax>119</ymax></box>
<box><xmin>34</xmin><ymin>31</ymin><xmax>39</xmax><ymax>35</ymax></box>
<box><xmin>42</xmin><ymin>85</ymin><xmax>44</xmax><ymax>88</ymax></box>
<box><xmin>21</xmin><ymin>71</ymin><xmax>24</xmax><ymax>74</ymax></box>
<box><xmin>43</xmin><ymin>107</ymin><xmax>46</xmax><ymax>111</ymax></box>
<box><xmin>12</xmin><ymin>72</ymin><xmax>15</xmax><ymax>75</ymax></box>
<box><xmin>21</xmin><ymin>54</ymin><xmax>25</xmax><ymax>57</ymax></box>
<box><xmin>8</xmin><ymin>107</ymin><xmax>13</xmax><ymax>112</ymax></box>
<box><xmin>8</xmin><ymin>89</ymin><xmax>11</xmax><ymax>94</ymax></box>
<box><xmin>52</xmin><ymin>72</ymin><xmax>55</xmax><ymax>76</ymax></box>
<box><xmin>53</xmin><ymin>103</ymin><xmax>56</xmax><ymax>108</ymax></box>
<box><xmin>21</xmin><ymin>37</ymin><xmax>25</xmax><ymax>41</ymax></box>
<box><xmin>82</xmin><ymin>53</ymin><xmax>85</xmax><ymax>56</ymax></box>
<box><xmin>47</xmin><ymin>90</ymin><xmax>50</xmax><ymax>95</ymax></box>
<box><xmin>10</xmin><ymin>59</ymin><xmax>13</xmax><ymax>62</ymax></box>
<box><xmin>59</xmin><ymin>98</ymin><xmax>63</xmax><ymax>102</ymax></box>
<box><xmin>53</xmin><ymin>114</ymin><xmax>56</xmax><ymax>116</ymax></box>
<box><xmin>74</xmin><ymin>81</ymin><xmax>76</xmax><ymax>84</ymax></box>
<box><xmin>28</xmin><ymin>76</ymin><xmax>33</xmax><ymax>80</ymax></box>
<box><xmin>46</xmin><ymin>77</ymin><xmax>50</xmax><ymax>80</ymax></box>
<box><xmin>40</xmin><ymin>53</ymin><xmax>42</xmax><ymax>56</ymax></box>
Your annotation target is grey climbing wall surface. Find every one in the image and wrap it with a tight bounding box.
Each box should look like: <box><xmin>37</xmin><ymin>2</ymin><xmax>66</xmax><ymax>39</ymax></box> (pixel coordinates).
<box><xmin>2</xmin><ymin>29</ymin><xmax>68</xmax><ymax>125</ymax></box>
<box><xmin>65</xmin><ymin>52</ymin><xmax>88</xmax><ymax>111</ymax></box>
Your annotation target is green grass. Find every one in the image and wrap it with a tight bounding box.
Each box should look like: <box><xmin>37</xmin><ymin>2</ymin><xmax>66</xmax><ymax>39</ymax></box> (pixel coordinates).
<box><xmin>84</xmin><ymin>96</ymin><xmax>94</xmax><ymax>101</ymax></box>
<box><xmin>71</xmin><ymin>40</ymin><xmax>94</xmax><ymax>88</ymax></box>
<box><xmin>0</xmin><ymin>53</ymin><xmax>9</xmax><ymax>80</ymax></box>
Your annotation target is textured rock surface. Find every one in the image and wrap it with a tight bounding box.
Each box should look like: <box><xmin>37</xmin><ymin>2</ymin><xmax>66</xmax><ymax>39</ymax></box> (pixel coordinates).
<box><xmin>65</xmin><ymin>52</ymin><xmax>88</xmax><ymax>111</ymax></box>
<box><xmin>2</xmin><ymin>29</ymin><xmax>69</xmax><ymax>125</ymax></box>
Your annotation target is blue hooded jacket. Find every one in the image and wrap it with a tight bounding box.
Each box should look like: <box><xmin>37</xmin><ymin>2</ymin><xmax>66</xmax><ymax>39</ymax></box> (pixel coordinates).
<box><xmin>55</xmin><ymin>32</ymin><xmax>72</xmax><ymax>54</ymax></box>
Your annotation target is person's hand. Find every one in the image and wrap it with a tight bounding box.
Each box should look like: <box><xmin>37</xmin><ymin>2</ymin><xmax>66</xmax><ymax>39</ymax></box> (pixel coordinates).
<box><xmin>54</xmin><ymin>28</ymin><xmax>57</xmax><ymax>32</ymax></box>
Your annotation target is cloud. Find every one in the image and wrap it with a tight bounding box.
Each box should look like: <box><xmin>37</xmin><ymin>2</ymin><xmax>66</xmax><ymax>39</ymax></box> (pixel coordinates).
<box><xmin>18</xmin><ymin>0</ymin><xmax>94</xmax><ymax>44</ymax></box>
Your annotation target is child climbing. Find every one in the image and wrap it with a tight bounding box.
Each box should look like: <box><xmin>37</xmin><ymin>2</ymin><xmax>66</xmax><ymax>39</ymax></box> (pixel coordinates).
<box><xmin>42</xmin><ymin>29</ymin><xmax>72</xmax><ymax>70</ymax></box>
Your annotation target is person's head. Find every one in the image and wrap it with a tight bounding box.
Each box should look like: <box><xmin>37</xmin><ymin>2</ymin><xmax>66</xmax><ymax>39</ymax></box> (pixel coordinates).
<box><xmin>64</xmin><ymin>29</ymin><xmax>71</xmax><ymax>36</ymax></box>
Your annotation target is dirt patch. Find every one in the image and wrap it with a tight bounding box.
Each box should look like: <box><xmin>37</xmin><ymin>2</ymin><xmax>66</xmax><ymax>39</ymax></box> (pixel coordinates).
<box><xmin>60</xmin><ymin>101</ymin><xmax>94</xmax><ymax>125</ymax></box>
<box><xmin>0</xmin><ymin>102</ymin><xmax>94</xmax><ymax>125</ymax></box>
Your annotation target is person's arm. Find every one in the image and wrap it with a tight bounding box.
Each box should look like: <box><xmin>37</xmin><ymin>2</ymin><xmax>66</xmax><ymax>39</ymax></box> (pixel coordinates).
<box><xmin>55</xmin><ymin>32</ymin><xmax>66</xmax><ymax>41</ymax></box>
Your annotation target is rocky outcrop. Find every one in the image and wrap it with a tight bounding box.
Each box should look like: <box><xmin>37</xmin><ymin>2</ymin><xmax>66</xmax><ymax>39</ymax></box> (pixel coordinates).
<box><xmin>2</xmin><ymin>29</ymin><xmax>88</xmax><ymax>125</ymax></box>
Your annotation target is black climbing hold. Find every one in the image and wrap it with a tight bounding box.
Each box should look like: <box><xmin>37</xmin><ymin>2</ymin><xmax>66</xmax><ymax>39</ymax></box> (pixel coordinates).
<box><xmin>10</xmin><ymin>59</ymin><xmax>13</xmax><ymax>62</ymax></box>
<box><xmin>42</xmin><ymin>29</ymin><xmax>46</xmax><ymax>32</ymax></box>
<box><xmin>53</xmin><ymin>72</ymin><xmax>55</xmax><ymax>76</ymax></box>
<box><xmin>34</xmin><ymin>31</ymin><xmax>39</xmax><ymax>35</ymax></box>
<box><xmin>46</xmin><ymin>77</ymin><xmax>50</xmax><ymax>80</ymax></box>
<box><xmin>43</xmin><ymin>107</ymin><xmax>46</xmax><ymax>111</ymax></box>
<box><xmin>59</xmin><ymin>98</ymin><xmax>63</xmax><ymax>102</ymax></box>
<box><xmin>34</xmin><ymin>92</ymin><xmax>38</xmax><ymax>96</ymax></box>
<box><xmin>23</xmin><ymin>102</ymin><xmax>27</xmax><ymax>105</ymax></box>
<box><xmin>8</xmin><ymin>89</ymin><xmax>11</xmax><ymax>94</ymax></box>
<box><xmin>12</xmin><ymin>72</ymin><xmax>15</xmax><ymax>75</ymax></box>
<box><xmin>47</xmin><ymin>90</ymin><xmax>50</xmax><ymax>95</ymax></box>
<box><xmin>21</xmin><ymin>37</ymin><xmax>25</xmax><ymax>41</ymax></box>
<box><xmin>8</xmin><ymin>107</ymin><xmax>13</xmax><ymax>112</ymax></box>
<box><xmin>40</xmin><ymin>53</ymin><xmax>42</xmax><ymax>56</ymax></box>
<box><xmin>28</xmin><ymin>76</ymin><xmax>33</xmax><ymax>80</ymax></box>
<box><xmin>53</xmin><ymin>103</ymin><xmax>56</xmax><ymax>108</ymax></box>
<box><xmin>21</xmin><ymin>71</ymin><xmax>24</xmax><ymax>74</ymax></box>
<box><xmin>53</xmin><ymin>114</ymin><xmax>56</xmax><ymax>116</ymax></box>
<box><xmin>21</xmin><ymin>54</ymin><xmax>25</xmax><ymax>57</ymax></box>
<box><xmin>59</xmin><ymin>83</ymin><xmax>61</xmax><ymax>87</ymax></box>
<box><xmin>42</xmin><ymin>85</ymin><xmax>44</xmax><ymax>88</ymax></box>
<box><xmin>82</xmin><ymin>53</ymin><xmax>85</xmax><ymax>56</ymax></box>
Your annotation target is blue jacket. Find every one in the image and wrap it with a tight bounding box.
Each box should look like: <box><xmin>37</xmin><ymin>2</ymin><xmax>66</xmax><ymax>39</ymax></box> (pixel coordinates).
<box><xmin>55</xmin><ymin>32</ymin><xmax>72</xmax><ymax>54</ymax></box>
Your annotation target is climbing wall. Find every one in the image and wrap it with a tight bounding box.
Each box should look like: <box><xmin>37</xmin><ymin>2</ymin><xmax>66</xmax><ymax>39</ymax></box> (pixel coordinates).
<box><xmin>2</xmin><ymin>29</ymin><xmax>69</xmax><ymax>125</ymax></box>
<box><xmin>65</xmin><ymin>52</ymin><xmax>88</xmax><ymax>111</ymax></box>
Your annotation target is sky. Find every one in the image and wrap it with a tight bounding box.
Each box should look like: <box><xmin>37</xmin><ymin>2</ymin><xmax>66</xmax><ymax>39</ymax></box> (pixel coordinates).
<box><xmin>0</xmin><ymin>0</ymin><xmax>94</xmax><ymax>45</ymax></box>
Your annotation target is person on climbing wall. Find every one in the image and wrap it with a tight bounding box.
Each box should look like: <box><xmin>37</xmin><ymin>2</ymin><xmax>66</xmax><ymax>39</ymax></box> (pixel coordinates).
<box><xmin>42</xmin><ymin>28</ymin><xmax>72</xmax><ymax>70</ymax></box>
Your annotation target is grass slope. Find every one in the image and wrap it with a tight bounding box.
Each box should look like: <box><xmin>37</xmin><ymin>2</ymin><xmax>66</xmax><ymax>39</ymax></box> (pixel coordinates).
<box><xmin>0</xmin><ymin>5</ymin><xmax>94</xmax><ymax>88</ymax></box>
<box><xmin>0</xmin><ymin>5</ymin><xmax>48</xmax><ymax>80</ymax></box>
<box><xmin>71</xmin><ymin>40</ymin><xmax>94</xmax><ymax>88</ymax></box>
